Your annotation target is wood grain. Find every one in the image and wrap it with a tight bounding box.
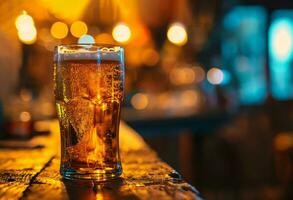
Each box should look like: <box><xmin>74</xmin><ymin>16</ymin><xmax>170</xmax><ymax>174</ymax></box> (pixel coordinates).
<box><xmin>0</xmin><ymin>121</ymin><xmax>202</xmax><ymax>200</ymax></box>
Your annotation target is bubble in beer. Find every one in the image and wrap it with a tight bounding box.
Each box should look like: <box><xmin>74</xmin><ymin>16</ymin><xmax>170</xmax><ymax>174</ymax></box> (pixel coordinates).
<box><xmin>55</xmin><ymin>48</ymin><xmax>124</xmax><ymax>173</ymax></box>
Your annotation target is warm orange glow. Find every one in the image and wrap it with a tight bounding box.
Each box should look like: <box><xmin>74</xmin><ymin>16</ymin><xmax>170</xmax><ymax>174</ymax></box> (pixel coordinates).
<box><xmin>142</xmin><ymin>48</ymin><xmax>160</xmax><ymax>66</ymax></box>
<box><xmin>170</xmin><ymin>67</ymin><xmax>195</xmax><ymax>85</ymax></box>
<box><xmin>181</xmin><ymin>90</ymin><xmax>199</xmax><ymax>107</ymax></box>
<box><xmin>167</xmin><ymin>22</ymin><xmax>188</xmax><ymax>46</ymax></box>
<box><xmin>15</xmin><ymin>11</ymin><xmax>37</xmax><ymax>44</ymax></box>
<box><xmin>96</xmin><ymin>193</ymin><xmax>104</xmax><ymax>200</ymax></box>
<box><xmin>20</xmin><ymin>90</ymin><xmax>32</xmax><ymax>102</ymax></box>
<box><xmin>18</xmin><ymin>26</ymin><xmax>37</xmax><ymax>45</ymax></box>
<box><xmin>50</xmin><ymin>22</ymin><xmax>68</xmax><ymax>39</ymax></box>
<box><xmin>95</xmin><ymin>33</ymin><xmax>114</xmax><ymax>44</ymax></box>
<box><xmin>15</xmin><ymin>11</ymin><xmax>34</xmax><ymax>31</ymax></box>
<box><xmin>275</xmin><ymin>133</ymin><xmax>293</xmax><ymax>151</ymax></box>
<box><xmin>193</xmin><ymin>66</ymin><xmax>205</xmax><ymax>83</ymax></box>
<box><xmin>112</xmin><ymin>23</ymin><xmax>131</xmax><ymax>43</ymax></box>
<box><xmin>40</xmin><ymin>0</ymin><xmax>90</xmax><ymax>22</ymax></box>
<box><xmin>40</xmin><ymin>102</ymin><xmax>55</xmax><ymax>116</ymax></box>
<box><xmin>131</xmin><ymin>93</ymin><xmax>149</xmax><ymax>110</ymax></box>
<box><xmin>19</xmin><ymin>111</ymin><xmax>31</xmax><ymax>122</ymax></box>
<box><xmin>39</xmin><ymin>28</ymin><xmax>57</xmax><ymax>51</ymax></box>
<box><xmin>34</xmin><ymin>120</ymin><xmax>51</xmax><ymax>132</ymax></box>
<box><xmin>70</xmin><ymin>21</ymin><xmax>88</xmax><ymax>38</ymax></box>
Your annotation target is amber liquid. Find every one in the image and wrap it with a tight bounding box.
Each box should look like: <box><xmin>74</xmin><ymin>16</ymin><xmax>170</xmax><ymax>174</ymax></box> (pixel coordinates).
<box><xmin>54</xmin><ymin>59</ymin><xmax>124</xmax><ymax>179</ymax></box>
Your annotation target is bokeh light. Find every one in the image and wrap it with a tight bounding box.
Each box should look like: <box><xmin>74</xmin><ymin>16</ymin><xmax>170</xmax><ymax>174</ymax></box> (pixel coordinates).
<box><xmin>269</xmin><ymin>19</ymin><xmax>293</xmax><ymax>61</ymax></box>
<box><xmin>167</xmin><ymin>22</ymin><xmax>188</xmax><ymax>46</ymax></box>
<box><xmin>131</xmin><ymin>93</ymin><xmax>149</xmax><ymax>110</ymax></box>
<box><xmin>15</xmin><ymin>11</ymin><xmax>37</xmax><ymax>44</ymax></box>
<box><xmin>20</xmin><ymin>89</ymin><xmax>32</xmax><ymax>102</ymax></box>
<box><xmin>112</xmin><ymin>23</ymin><xmax>131</xmax><ymax>43</ymax></box>
<box><xmin>275</xmin><ymin>133</ymin><xmax>293</xmax><ymax>151</ymax></box>
<box><xmin>181</xmin><ymin>90</ymin><xmax>200</xmax><ymax>107</ymax></box>
<box><xmin>19</xmin><ymin>111</ymin><xmax>31</xmax><ymax>122</ymax></box>
<box><xmin>18</xmin><ymin>26</ymin><xmax>37</xmax><ymax>45</ymax></box>
<box><xmin>193</xmin><ymin>66</ymin><xmax>205</xmax><ymax>83</ymax></box>
<box><xmin>207</xmin><ymin>68</ymin><xmax>224</xmax><ymax>85</ymax></box>
<box><xmin>78</xmin><ymin>34</ymin><xmax>95</xmax><ymax>44</ymax></box>
<box><xmin>15</xmin><ymin>11</ymin><xmax>34</xmax><ymax>31</ymax></box>
<box><xmin>50</xmin><ymin>22</ymin><xmax>68</xmax><ymax>39</ymax></box>
<box><xmin>269</xmin><ymin>13</ymin><xmax>293</xmax><ymax>101</ymax></box>
<box><xmin>142</xmin><ymin>48</ymin><xmax>160</xmax><ymax>66</ymax></box>
<box><xmin>70</xmin><ymin>21</ymin><xmax>88</xmax><ymax>38</ymax></box>
<box><xmin>221</xmin><ymin>69</ymin><xmax>231</xmax><ymax>85</ymax></box>
<box><xmin>170</xmin><ymin>67</ymin><xmax>195</xmax><ymax>85</ymax></box>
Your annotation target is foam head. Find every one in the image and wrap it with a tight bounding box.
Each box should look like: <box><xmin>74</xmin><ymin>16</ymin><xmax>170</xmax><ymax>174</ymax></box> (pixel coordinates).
<box><xmin>54</xmin><ymin>45</ymin><xmax>123</xmax><ymax>62</ymax></box>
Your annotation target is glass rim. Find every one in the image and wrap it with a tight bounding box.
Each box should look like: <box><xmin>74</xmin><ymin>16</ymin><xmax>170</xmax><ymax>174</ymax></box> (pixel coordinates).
<box><xmin>55</xmin><ymin>43</ymin><xmax>123</xmax><ymax>49</ymax></box>
<box><xmin>54</xmin><ymin>43</ymin><xmax>124</xmax><ymax>62</ymax></box>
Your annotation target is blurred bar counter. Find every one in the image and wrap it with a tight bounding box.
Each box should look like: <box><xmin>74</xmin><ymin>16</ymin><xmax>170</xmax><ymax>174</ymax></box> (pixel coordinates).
<box><xmin>123</xmin><ymin>107</ymin><xmax>232</xmax><ymax>136</ymax></box>
<box><xmin>0</xmin><ymin>120</ymin><xmax>202</xmax><ymax>200</ymax></box>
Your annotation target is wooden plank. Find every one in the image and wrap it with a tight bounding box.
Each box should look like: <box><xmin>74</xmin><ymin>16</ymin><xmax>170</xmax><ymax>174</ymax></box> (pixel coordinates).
<box><xmin>0</xmin><ymin>121</ymin><xmax>202</xmax><ymax>199</ymax></box>
<box><xmin>22</xmin><ymin>121</ymin><xmax>201</xmax><ymax>199</ymax></box>
<box><xmin>0</xmin><ymin>150</ymin><xmax>54</xmax><ymax>200</ymax></box>
<box><xmin>0</xmin><ymin>123</ymin><xmax>58</xmax><ymax>200</ymax></box>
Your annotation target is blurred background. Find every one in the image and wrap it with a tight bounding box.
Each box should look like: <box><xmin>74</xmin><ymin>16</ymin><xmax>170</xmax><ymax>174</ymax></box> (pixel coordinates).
<box><xmin>0</xmin><ymin>0</ymin><xmax>293</xmax><ymax>199</ymax></box>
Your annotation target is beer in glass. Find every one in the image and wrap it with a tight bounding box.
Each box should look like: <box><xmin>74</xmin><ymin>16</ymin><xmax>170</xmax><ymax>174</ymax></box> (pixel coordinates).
<box><xmin>54</xmin><ymin>44</ymin><xmax>124</xmax><ymax>180</ymax></box>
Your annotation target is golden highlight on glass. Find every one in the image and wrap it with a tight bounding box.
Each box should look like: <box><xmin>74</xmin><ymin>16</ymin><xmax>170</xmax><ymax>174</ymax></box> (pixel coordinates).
<box><xmin>54</xmin><ymin>44</ymin><xmax>124</xmax><ymax>180</ymax></box>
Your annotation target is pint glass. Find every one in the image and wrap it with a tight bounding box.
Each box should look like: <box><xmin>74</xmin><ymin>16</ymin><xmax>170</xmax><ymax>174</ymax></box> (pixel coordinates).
<box><xmin>54</xmin><ymin>44</ymin><xmax>124</xmax><ymax>180</ymax></box>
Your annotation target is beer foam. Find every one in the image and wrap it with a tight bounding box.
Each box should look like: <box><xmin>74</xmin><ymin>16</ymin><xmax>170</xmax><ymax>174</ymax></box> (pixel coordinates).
<box><xmin>58</xmin><ymin>52</ymin><xmax>122</xmax><ymax>62</ymax></box>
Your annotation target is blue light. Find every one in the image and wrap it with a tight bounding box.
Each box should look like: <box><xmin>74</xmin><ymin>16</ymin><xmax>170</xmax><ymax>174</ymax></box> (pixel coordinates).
<box><xmin>269</xmin><ymin>10</ymin><xmax>293</xmax><ymax>100</ymax></box>
<box><xmin>222</xmin><ymin>6</ymin><xmax>267</xmax><ymax>105</ymax></box>
<box><xmin>78</xmin><ymin>34</ymin><xmax>95</xmax><ymax>44</ymax></box>
<box><xmin>220</xmin><ymin>69</ymin><xmax>231</xmax><ymax>85</ymax></box>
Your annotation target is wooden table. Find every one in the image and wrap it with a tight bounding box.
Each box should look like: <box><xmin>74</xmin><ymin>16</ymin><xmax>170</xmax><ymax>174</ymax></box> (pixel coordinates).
<box><xmin>0</xmin><ymin>121</ymin><xmax>202</xmax><ymax>199</ymax></box>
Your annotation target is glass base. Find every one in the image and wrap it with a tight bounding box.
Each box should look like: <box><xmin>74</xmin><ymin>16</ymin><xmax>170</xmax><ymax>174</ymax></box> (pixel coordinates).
<box><xmin>61</xmin><ymin>164</ymin><xmax>122</xmax><ymax>181</ymax></box>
